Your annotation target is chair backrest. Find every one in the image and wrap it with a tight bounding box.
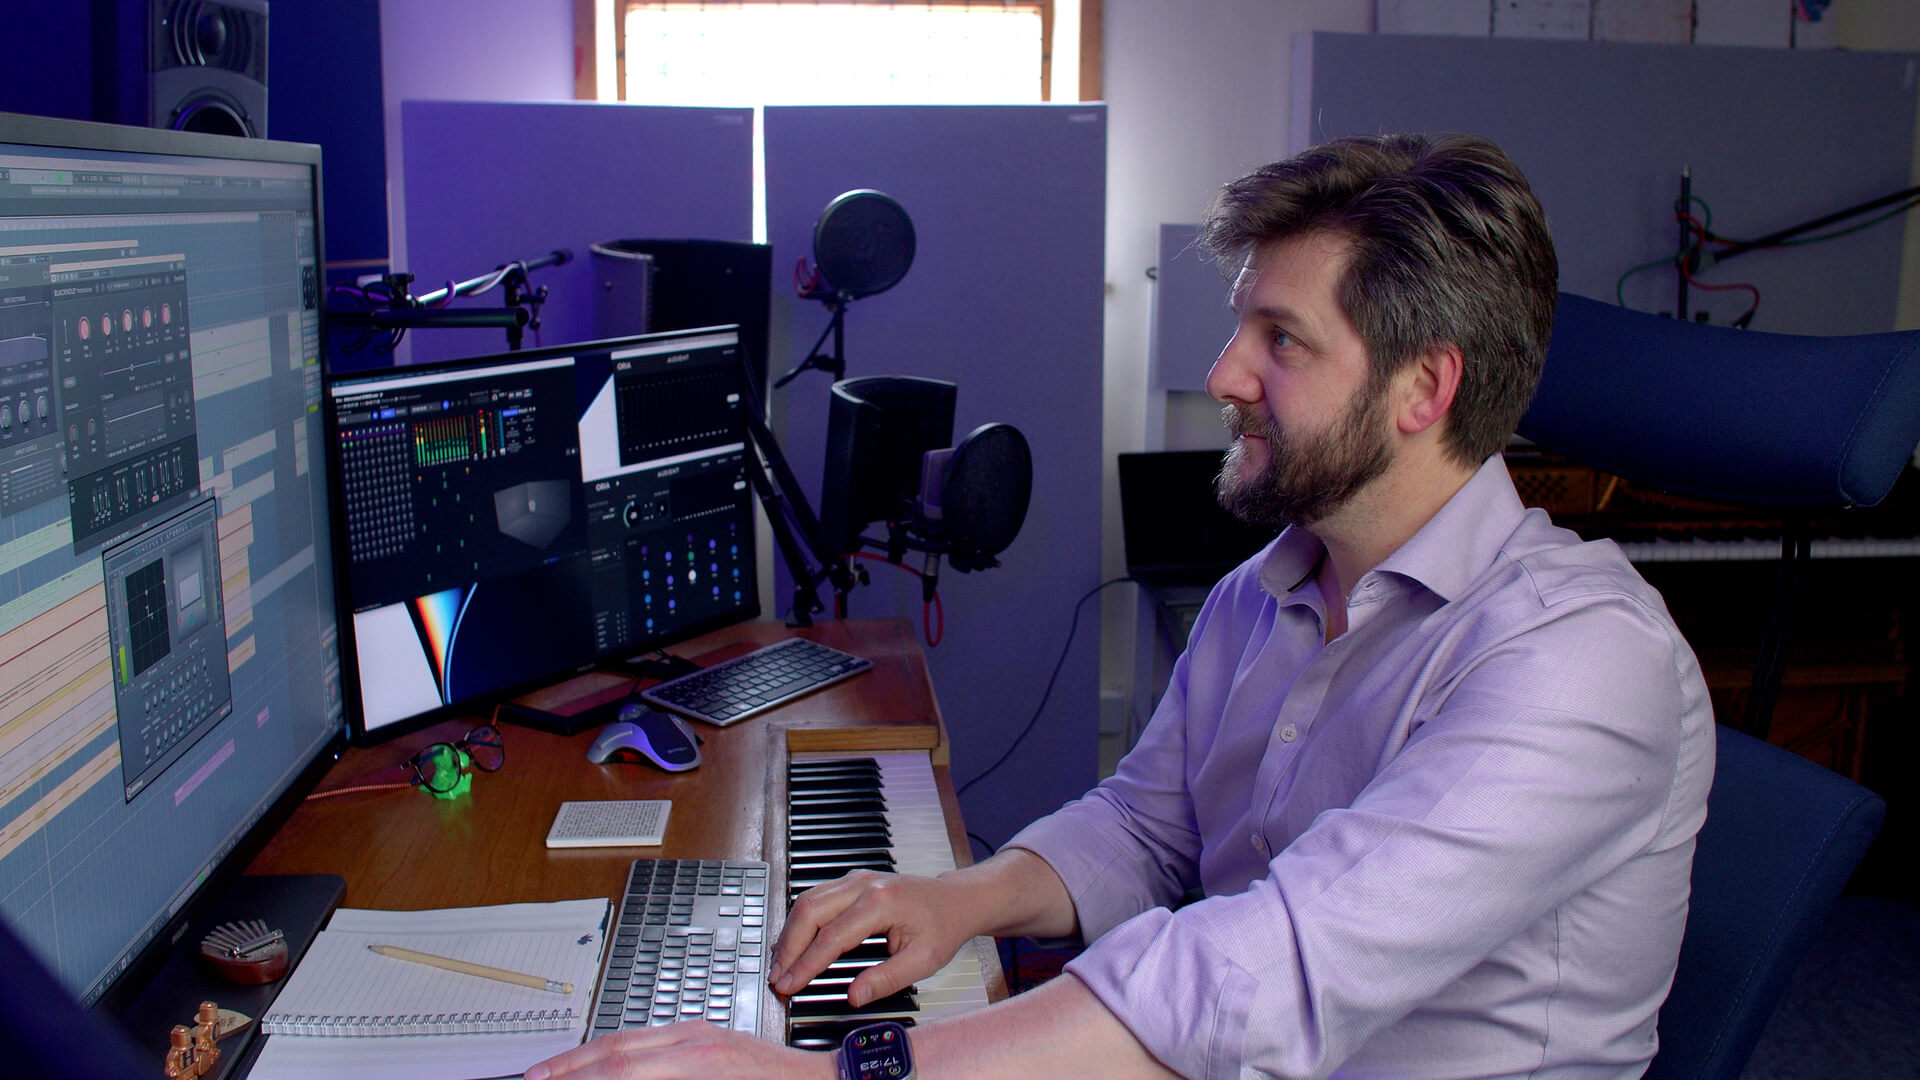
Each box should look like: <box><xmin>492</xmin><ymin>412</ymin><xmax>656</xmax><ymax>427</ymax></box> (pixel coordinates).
<box><xmin>1644</xmin><ymin>725</ymin><xmax>1885</xmax><ymax>1080</ymax></box>
<box><xmin>1517</xmin><ymin>292</ymin><xmax>1920</xmax><ymax>736</ymax></box>
<box><xmin>1519</xmin><ymin>293</ymin><xmax>1920</xmax><ymax>509</ymax></box>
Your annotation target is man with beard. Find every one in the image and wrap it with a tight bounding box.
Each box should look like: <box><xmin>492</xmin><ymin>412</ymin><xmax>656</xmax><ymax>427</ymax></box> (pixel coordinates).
<box><xmin>528</xmin><ymin>134</ymin><xmax>1715</xmax><ymax>1080</ymax></box>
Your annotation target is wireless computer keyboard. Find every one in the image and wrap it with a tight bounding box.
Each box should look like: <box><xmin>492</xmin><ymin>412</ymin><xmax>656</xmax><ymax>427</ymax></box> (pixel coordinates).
<box><xmin>640</xmin><ymin>637</ymin><xmax>872</xmax><ymax>727</ymax></box>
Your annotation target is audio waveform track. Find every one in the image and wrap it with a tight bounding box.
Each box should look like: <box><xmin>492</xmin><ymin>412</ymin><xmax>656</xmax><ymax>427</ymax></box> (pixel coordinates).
<box><xmin>339</xmin><ymin>422</ymin><xmax>415</xmax><ymax>562</ymax></box>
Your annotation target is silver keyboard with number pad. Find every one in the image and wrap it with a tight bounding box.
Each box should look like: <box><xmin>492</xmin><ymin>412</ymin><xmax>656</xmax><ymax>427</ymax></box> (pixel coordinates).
<box><xmin>590</xmin><ymin>858</ymin><xmax>771</xmax><ymax>1038</ymax></box>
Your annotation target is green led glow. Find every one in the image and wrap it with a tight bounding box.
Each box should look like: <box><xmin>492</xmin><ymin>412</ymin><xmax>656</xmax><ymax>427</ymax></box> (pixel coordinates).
<box><xmin>420</xmin><ymin>746</ymin><xmax>474</xmax><ymax>800</ymax></box>
<box><xmin>430</xmin><ymin>771</ymin><xmax>473</xmax><ymax>800</ymax></box>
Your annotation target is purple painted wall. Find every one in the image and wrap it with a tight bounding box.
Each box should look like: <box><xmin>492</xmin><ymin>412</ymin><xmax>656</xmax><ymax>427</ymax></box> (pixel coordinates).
<box><xmin>379</xmin><ymin>0</ymin><xmax>578</xmax><ymax>355</ymax></box>
<box><xmin>765</xmin><ymin>105</ymin><xmax>1109</xmax><ymax>845</ymax></box>
<box><xmin>397</xmin><ymin>101</ymin><xmax>753</xmax><ymax>364</ymax></box>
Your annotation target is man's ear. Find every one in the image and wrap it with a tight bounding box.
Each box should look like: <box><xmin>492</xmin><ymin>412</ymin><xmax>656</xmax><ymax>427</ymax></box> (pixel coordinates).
<box><xmin>1397</xmin><ymin>343</ymin><xmax>1462</xmax><ymax>436</ymax></box>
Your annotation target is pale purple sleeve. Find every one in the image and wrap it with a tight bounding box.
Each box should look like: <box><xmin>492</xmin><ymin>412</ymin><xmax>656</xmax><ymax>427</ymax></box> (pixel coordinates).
<box><xmin>1001</xmin><ymin>561</ymin><xmax>1264</xmax><ymax>943</ymax></box>
<box><xmin>1004</xmin><ymin>648</ymin><xmax>1203</xmax><ymax>942</ymax></box>
<box><xmin>1037</xmin><ymin>599</ymin><xmax>1693</xmax><ymax>1080</ymax></box>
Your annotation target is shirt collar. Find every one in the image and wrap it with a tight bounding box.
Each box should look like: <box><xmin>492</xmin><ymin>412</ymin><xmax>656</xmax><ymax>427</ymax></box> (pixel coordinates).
<box><xmin>1257</xmin><ymin>525</ymin><xmax>1328</xmax><ymax>600</ymax></box>
<box><xmin>1255</xmin><ymin>454</ymin><xmax>1528</xmax><ymax>606</ymax></box>
<box><xmin>1373</xmin><ymin>454</ymin><xmax>1528</xmax><ymax>603</ymax></box>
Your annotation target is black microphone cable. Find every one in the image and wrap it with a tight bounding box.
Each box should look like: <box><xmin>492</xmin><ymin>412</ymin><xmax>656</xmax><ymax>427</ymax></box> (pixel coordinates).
<box><xmin>956</xmin><ymin>576</ymin><xmax>1137</xmax><ymax>798</ymax></box>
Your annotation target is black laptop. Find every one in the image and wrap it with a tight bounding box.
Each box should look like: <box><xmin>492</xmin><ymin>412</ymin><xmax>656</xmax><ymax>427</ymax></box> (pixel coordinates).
<box><xmin>1118</xmin><ymin>451</ymin><xmax>1273</xmax><ymax>606</ymax></box>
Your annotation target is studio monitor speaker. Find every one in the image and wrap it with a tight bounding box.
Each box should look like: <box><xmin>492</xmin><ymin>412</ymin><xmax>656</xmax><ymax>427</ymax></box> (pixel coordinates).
<box><xmin>146</xmin><ymin>0</ymin><xmax>269</xmax><ymax>137</ymax></box>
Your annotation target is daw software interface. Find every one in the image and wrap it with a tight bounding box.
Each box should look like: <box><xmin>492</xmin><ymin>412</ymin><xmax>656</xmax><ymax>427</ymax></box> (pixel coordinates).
<box><xmin>0</xmin><ymin>118</ymin><xmax>344</xmax><ymax>1005</ymax></box>
<box><xmin>331</xmin><ymin>327</ymin><xmax>760</xmax><ymax>740</ymax></box>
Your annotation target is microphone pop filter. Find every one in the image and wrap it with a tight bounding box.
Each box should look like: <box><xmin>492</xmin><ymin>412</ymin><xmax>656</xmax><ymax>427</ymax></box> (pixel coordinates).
<box><xmin>814</xmin><ymin>190</ymin><xmax>915</xmax><ymax>300</ymax></box>
<box><xmin>941</xmin><ymin>423</ymin><xmax>1031</xmax><ymax>561</ymax></box>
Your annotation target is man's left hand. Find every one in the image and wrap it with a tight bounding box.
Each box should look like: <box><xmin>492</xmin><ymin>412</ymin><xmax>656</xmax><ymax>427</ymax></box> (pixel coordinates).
<box><xmin>524</xmin><ymin>1022</ymin><xmax>835</xmax><ymax>1080</ymax></box>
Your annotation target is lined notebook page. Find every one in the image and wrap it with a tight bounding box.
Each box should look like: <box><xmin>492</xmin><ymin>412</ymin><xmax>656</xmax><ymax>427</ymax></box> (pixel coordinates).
<box><xmin>262</xmin><ymin>898</ymin><xmax>609</xmax><ymax>1037</ymax></box>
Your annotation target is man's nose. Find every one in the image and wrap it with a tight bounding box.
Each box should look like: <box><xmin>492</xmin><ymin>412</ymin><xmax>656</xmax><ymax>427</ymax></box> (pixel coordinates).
<box><xmin>1206</xmin><ymin>328</ymin><xmax>1260</xmax><ymax>406</ymax></box>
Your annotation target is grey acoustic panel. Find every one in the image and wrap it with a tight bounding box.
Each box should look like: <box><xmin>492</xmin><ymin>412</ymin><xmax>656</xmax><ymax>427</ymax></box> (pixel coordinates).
<box><xmin>398</xmin><ymin>101</ymin><xmax>752</xmax><ymax>365</ymax></box>
<box><xmin>765</xmin><ymin>104</ymin><xmax>1107</xmax><ymax>846</ymax></box>
<box><xmin>1290</xmin><ymin>32</ymin><xmax>1917</xmax><ymax>335</ymax></box>
<box><xmin>1150</xmin><ymin>223</ymin><xmax>1234</xmax><ymax>392</ymax></box>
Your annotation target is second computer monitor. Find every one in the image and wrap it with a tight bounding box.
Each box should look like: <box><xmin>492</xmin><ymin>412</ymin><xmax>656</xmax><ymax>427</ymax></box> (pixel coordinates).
<box><xmin>328</xmin><ymin>326</ymin><xmax>759</xmax><ymax>743</ymax></box>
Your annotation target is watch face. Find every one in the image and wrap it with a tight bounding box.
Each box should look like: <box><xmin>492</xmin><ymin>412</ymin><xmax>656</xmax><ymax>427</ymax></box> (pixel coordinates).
<box><xmin>846</xmin><ymin>1021</ymin><xmax>913</xmax><ymax>1080</ymax></box>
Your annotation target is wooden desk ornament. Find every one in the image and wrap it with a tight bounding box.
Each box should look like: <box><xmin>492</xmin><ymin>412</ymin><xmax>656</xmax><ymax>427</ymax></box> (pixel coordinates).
<box><xmin>162</xmin><ymin>1001</ymin><xmax>250</xmax><ymax>1079</ymax></box>
<box><xmin>198</xmin><ymin>919</ymin><xmax>289</xmax><ymax>984</ymax></box>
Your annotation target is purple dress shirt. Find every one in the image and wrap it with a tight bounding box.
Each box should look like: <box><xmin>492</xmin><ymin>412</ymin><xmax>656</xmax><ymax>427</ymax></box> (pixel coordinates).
<box><xmin>1008</xmin><ymin>457</ymin><xmax>1716</xmax><ymax>1080</ymax></box>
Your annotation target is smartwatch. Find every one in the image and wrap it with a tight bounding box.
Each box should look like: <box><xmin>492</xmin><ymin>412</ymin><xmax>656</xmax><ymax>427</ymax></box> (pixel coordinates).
<box><xmin>836</xmin><ymin>1020</ymin><xmax>915</xmax><ymax>1080</ymax></box>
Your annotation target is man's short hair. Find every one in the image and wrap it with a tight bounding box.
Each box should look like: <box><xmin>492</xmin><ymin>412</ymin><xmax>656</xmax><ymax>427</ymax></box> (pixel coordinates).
<box><xmin>1197</xmin><ymin>133</ymin><xmax>1559</xmax><ymax>466</ymax></box>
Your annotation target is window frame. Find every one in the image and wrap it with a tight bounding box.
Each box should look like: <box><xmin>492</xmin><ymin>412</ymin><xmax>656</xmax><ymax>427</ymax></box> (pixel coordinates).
<box><xmin>573</xmin><ymin>0</ymin><xmax>1103</xmax><ymax>105</ymax></box>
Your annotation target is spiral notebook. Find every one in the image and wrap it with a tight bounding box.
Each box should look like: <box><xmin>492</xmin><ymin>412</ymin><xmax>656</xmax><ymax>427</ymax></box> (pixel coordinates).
<box><xmin>260</xmin><ymin>898</ymin><xmax>609</xmax><ymax>1039</ymax></box>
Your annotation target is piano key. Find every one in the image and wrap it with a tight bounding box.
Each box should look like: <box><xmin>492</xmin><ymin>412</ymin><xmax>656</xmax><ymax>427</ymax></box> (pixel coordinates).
<box><xmin>822</xmin><ymin>957</ymin><xmax>886</xmax><ymax>975</ymax></box>
<box><xmin>790</xmin><ymin>795</ymin><xmax>889</xmax><ymax>814</ymax></box>
<box><xmin>1618</xmin><ymin>536</ymin><xmax>1920</xmax><ymax>562</ymax></box>
<box><xmin>827</xmin><ymin>938</ymin><xmax>896</xmax><ymax>963</ymax></box>
<box><xmin>787</xmin><ymin>1017</ymin><xmax>918</xmax><ymax>1052</ymax></box>
<box><xmin>788</xmin><ymin>988</ymin><xmax>919</xmax><ymax>1017</ymax></box>
<box><xmin>789</xmin><ymin>760</ymin><xmax>880</xmax><ymax>777</ymax></box>
<box><xmin>789</xmin><ymin>777</ymin><xmax>884</xmax><ymax>794</ymax></box>
<box><xmin>790</xmin><ymin>829</ymin><xmax>892</xmax><ymax>850</ymax></box>
<box><xmin>789</xmin><ymin>817</ymin><xmax>890</xmax><ymax>835</ymax></box>
<box><xmin>790</xmin><ymin>866</ymin><xmax>894</xmax><ymax>890</ymax></box>
<box><xmin>791</xmin><ymin>808</ymin><xmax>890</xmax><ymax>826</ymax></box>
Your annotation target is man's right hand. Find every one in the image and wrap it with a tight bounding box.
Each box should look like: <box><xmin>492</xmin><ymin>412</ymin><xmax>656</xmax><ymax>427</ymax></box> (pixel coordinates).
<box><xmin>768</xmin><ymin>848</ymin><xmax>1081</xmax><ymax>1008</ymax></box>
<box><xmin>768</xmin><ymin>869</ymin><xmax>976</xmax><ymax>1007</ymax></box>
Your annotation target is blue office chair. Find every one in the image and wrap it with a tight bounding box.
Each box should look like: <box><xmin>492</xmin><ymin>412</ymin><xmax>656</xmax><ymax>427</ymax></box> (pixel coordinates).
<box><xmin>1519</xmin><ymin>292</ymin><xmax>1918</xmax><ymax>1080</ymax></box>
<box><xmin>1644</xmin><ymin>725</ymin><xmax>1886</xmax><ymax>1080</ymax></box>
<box><xmin>1520</xmin><ymin>292</ymin><xmax>1920</xmax><ymax>738</ymax></box>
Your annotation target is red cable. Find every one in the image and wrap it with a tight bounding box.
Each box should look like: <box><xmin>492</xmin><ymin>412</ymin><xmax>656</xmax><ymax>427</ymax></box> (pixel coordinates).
<box><xmin>1674</xmin><ymin>212</ymin><xmax>1760</xmax><ymax>322</ymax></box>
<box><xmin>1679</xmin><ymin>261</ymin><xmax>1761</xmax><ymax>314</ymax></box>
<box><xmin>1675</xmin><ymin>213</ymin><xmax>1734</xmax><ymax>249</ymax></box>
<box><xmin>794</xmin><ymin>257</ymin><xmax>821</xmax><ymax>296</ymax></box>
<box><xmin>850</xmin><ymin>552</ymin><xmax>943</xmax><ymax>648</ymax></box>
<box><xmin>851</xmin><ymin>551</ymin><xmax>919</xmax><ymax>576</ymax></box>
<box><xmin>924</xmin><ymin>591</ymin><xmax>944</xmax><ymax>648</ymax></box>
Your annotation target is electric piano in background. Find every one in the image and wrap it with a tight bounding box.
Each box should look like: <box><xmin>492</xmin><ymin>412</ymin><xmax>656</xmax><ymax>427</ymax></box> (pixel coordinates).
<box><xmin>1507</xmin><ymin>451</ymin><xmax>1918</xmax><ymax>782</ymax></box>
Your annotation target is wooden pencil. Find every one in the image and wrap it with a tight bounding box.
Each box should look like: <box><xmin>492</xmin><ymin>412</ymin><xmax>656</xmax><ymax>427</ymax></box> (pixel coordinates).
<box><xmin>367</xmin><ymin>944</ymin><xmax>575</xmax><ymax>995</ymax></box>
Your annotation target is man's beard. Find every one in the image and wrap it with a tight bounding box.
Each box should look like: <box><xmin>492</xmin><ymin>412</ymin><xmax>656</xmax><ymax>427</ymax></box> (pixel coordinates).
<box><xmin>1215</xmin><ymin>382</ymin><xmax>1393</xmax><ymax>529</ymax></box>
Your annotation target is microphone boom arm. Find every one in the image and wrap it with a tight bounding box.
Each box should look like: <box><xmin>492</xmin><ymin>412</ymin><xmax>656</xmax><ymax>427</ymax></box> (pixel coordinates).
<box><xmin>737</xmin><ymin>361</ymin><xmax>858</xmax><ymax>625</ymax></box>
<box><xmin>328</xmin><ymin>248</ymin><xmax>571</xmax><ymax>352</ymax></box>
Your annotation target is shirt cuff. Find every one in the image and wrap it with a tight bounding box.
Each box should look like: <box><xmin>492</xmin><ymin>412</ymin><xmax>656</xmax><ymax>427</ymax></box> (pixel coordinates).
<box><xmin>1064</xmin><ymin>906</ymin><xmax>1256</xmax><ymax>1080</ymax></box>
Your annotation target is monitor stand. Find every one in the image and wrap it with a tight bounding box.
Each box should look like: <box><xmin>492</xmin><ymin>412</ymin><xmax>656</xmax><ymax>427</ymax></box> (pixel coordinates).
<box><xmin>490</xmin><ymin>650</ymin><xmax>700</xmax><ymax>736</ymax></box>
<box><xmin>623</xmin><ymin>652</ymin><xmax>700</xmax><ymax>682</ymax></box>
<box><xmin>118</xmin><ymin>873</ymin><xmax>344</xmax><ymax>1080</ymax></box>
<box><xmin>494</xmin><ymin>697</ymin><xmax>628</xmax><ymax>735</ymax></box>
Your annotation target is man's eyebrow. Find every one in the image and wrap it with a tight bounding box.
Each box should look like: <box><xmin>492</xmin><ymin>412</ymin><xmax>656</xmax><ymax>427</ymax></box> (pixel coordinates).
<box><xmin>1250</xmin><ymin>304</ymin><xmax>1307</xmax><ymax>329</ymax></box>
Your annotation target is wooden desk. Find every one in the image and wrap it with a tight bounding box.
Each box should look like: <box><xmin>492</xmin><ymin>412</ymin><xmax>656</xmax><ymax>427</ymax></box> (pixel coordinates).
<box><xmin>247</xmin><ymin>617</ymin><xmax>1003</xmax><ymax>1036</ymax></box>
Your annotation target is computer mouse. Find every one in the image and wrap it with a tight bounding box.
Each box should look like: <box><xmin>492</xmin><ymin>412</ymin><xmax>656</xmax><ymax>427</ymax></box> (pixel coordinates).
<box><xmin>586</xmin><ymin>706</ymin><xmax>702</xmax><ymax>772</ymax></box>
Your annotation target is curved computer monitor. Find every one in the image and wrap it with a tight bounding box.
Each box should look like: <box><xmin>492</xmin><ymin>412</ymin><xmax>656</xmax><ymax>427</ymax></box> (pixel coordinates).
<box><xmin>0</xmin><ymin>111</ymin><xmax>346</xmax><ymax>1018</ymax></box>
<box><xmin>326</xmin><ymin>325</ymin><xmax>762</xmax><ymax>744</ymax></box>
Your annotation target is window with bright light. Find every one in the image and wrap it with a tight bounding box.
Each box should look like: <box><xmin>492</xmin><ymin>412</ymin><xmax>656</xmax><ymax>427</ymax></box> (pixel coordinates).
<box><xmin>618</xmin><ymin>3</ymin><xmax>1049</xmax><ymax>106</ymax></box>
